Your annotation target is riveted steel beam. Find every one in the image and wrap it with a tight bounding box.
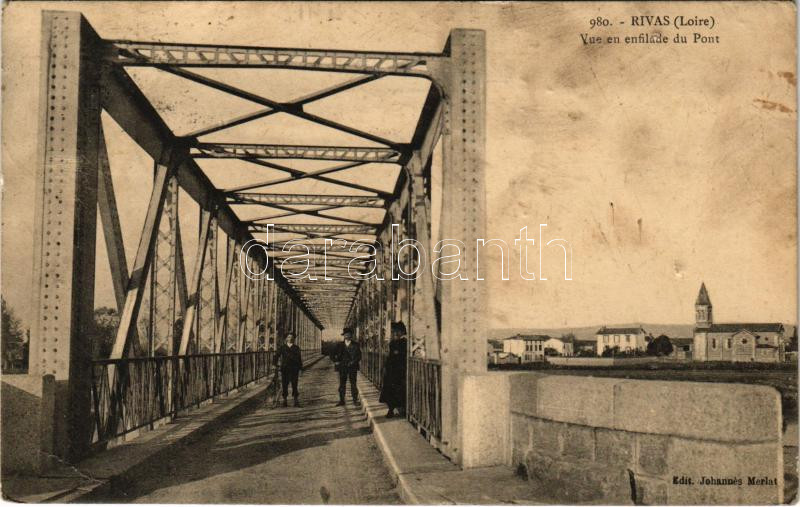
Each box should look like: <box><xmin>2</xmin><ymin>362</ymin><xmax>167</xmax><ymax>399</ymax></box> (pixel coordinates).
<box><xmin>270</xmin><ymin>251</ymin><xmax>372</xmax><ymax>263</ymax></box>
<box><xmin>289</xmin><ymin>285</ymin><xmax>359</xmax><ymax>292</ymax></box>
<box><xmin>195</xmin><ymin>143</ymin><xmax>402</xmax><ymax>163</ymax></box>
<box><xmin>229</xmin><ymin>193</ymin><xmax>386</xmax><ymax>208</ymax></box>
<box><xmin>276</xmin><ymin>258</ymin><xmax>369</xmax><ymax>268</ymax></box>
<box><xmin>266</xmin><ymin>241</ymin><xmax>376</xmax><ymax>253</ymax></box>
<box><xmin>107</xmin><ymin>41</ymin><xmax>443</xmax><ymax>79</ymax></box>
<box><xmin>298</xmin><ymin>291</ymin><xmax>359</xmax><ymax>296</ymax></box>
<box><xmin>253</xmin><ymin>223</ymin><xmax>377</xmax><ymax>234</ymax></box>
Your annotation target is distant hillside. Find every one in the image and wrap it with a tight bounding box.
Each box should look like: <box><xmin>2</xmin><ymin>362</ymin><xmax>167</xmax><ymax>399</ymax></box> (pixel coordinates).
<box><xmin>490</xmin><ymin>323</ymin><xmax>796</xmax><ymax>342</ymax></box>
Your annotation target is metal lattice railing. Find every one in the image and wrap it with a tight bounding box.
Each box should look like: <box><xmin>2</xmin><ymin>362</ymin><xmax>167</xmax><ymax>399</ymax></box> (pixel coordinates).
<box><xmin>360</xmin><ymin>349</ymin><xmax>387</xmax><ymax>390</ymax></box>
<box><xmin>89</xmin><ymin>351</ymin><xmax>279</xmax><ymax>445</ymax></box>
<box><xmin>407</xmin><ymin>357</ymin><xmax>442</xmax><ymax>439</ymax></box>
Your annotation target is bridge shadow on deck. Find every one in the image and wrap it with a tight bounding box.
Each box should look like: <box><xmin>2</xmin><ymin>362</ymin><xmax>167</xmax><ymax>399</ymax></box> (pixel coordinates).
<box><xmin>79</xmin><ymin>359</ymin><xmax>392</xmax><ymax>504</ymax></box>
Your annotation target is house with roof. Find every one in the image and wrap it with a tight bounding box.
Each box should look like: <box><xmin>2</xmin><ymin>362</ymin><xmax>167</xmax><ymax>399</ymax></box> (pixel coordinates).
<box><xmin>544</xmin><ymin>336</ymin><xmax>575</xmax><ymax>356</ymax></box>
<box><xmin>669</xmin><ymin>337</ymin><xmax>694</xmax><ymax>360</ymax></box>
<box><xmin>487</xmin><ymin>339</ymin><xmax>504</xmax><ymax>355</ymax></box>
<box><xmin>503</xmin><ymin>334</ymin><xmax>549</xmax><ymax>363</ymax></box>
<box><xmin>693</xmin><ymin>283</ymin><xmax>785</xmax><ymax>362</ymax></box>
<box><xmin>595</xmin><ymin>326</ymin><xmax>648</xmax><ymax>355</ymax></box>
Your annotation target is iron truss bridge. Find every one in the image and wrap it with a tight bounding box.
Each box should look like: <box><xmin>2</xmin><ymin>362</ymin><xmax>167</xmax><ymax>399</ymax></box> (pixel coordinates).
<box><xmin>29</xmin><ymin>10</ymin><xmax>486</xmax><ymax>464</ymax></box>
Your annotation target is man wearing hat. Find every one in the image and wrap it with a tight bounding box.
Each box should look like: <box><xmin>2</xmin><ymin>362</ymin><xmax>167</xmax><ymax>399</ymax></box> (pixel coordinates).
<box><xmin>333</xmin><ymin>327</ymin><xmax>361</xmax><ymax>406</ymax></box>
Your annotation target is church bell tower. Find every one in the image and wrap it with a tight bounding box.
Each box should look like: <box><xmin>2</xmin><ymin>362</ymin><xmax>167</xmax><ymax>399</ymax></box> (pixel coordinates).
<box><xmin>695</xmin><ymin>282</ymin><xmax>713</xmax><ymax>329</ymax></box>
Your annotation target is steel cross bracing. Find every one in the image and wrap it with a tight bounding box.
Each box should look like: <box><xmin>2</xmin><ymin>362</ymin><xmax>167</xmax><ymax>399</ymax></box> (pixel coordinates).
<box><xmin>222</xmin><ymin>160</ymin><xmax>380</xmax><ymax>194</ymax></box>
<box><xmin>240</xmin><ymin>199</ymin><xmax>380</xmax><ymax>227</ymax></box>
<box><xmin>158</xmin><ymin>65</ymin><xmax>402</xmax><ymax>148</ymax></box>
<box><xmin>184</xmin><ymin>74</ymin><xmax>382</xmax><ymax>139</ymax></box>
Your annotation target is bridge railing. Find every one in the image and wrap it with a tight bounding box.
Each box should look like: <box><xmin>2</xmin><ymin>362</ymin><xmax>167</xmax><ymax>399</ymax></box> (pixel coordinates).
<box><xmin>407</xmin><ymin>357</ymin><xmax>442</xmax><ymax>439</ymax></box>
<box><xmin>361</xmin><ymin>349</ymin><xmax>387</xmax><ymax>390</ymax></box>
<box><xmin>90</xmin><ymin>351</ymin><xmax>275</xmax><ymax>445</ymax></box>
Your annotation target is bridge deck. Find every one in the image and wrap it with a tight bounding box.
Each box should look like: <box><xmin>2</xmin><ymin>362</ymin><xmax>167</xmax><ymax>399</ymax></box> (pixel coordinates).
<box><xmin>83</xmin><ymin>358</ymin><xmax>400</xmax><ymax>504</ymax></box>
<box><xmin>3</xmin><ymin>356</ymin><xmax>544</xmax><ymax>505</ymax></box>
<box><xmin>0</xmin><ymin>357</ymin><xmax>405</xmax><ymax>503</ymax></box>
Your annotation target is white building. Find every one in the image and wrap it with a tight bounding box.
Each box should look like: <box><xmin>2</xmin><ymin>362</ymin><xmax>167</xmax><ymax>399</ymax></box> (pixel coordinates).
<box><xmin>503</xmin><ymin>335</ymin><xmax>548</xmax><ymax>363</ymax></box>
<box><xmin>543</xmin><ymin>336</ymin><xmax>574</xmax><ymax>356</ymax></box>
<box><xmin>595</xmin><ymin>326</ymin><xmax>648</xmax><ymax>355</ymax></box>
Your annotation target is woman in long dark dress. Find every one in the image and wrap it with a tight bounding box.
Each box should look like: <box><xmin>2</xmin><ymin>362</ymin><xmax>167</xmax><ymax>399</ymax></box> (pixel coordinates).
<box><xmin>380</xmin><ymin>321</ymin><xmax>408</xmax><ymax>418</ymax></box>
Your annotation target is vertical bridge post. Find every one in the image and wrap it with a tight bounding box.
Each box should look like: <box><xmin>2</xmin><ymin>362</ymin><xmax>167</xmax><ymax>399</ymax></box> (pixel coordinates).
<box><xmin>30</xmin><ymin>11</ymin><xmax>102</xmax><ymax>461</ymax></box>
<box><xmin>437</xmin><ymin>29</ymin><xmax>488</xmax><ymax>464</ymax></box>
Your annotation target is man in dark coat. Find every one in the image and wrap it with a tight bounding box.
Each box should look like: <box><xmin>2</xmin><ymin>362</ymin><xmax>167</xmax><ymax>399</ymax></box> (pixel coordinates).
<box><xmin>274</xmin><ymin>332</ymin><xmax>303</xmax><ymax>407</ymax></box>
<box><xmin>333</xmin><ymin>328</ymin><xmax>361</xmax><ymax>406</ymax></box>
<box><xmin>380</xmin><ymin>321</ymin><xmax>408</xmax><ymax>418</ymax></box>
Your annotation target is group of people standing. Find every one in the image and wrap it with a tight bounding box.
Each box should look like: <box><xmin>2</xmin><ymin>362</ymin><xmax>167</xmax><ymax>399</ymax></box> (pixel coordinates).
<box><xmin>271</xmin><ymin>321</ymin><xmax>410</xmax><ymax>418</ymax></box>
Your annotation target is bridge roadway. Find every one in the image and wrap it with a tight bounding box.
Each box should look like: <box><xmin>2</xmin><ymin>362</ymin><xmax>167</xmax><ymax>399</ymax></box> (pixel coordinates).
<box><xmin>87</xmin><ymin>359</ymin><xmax>401</xmax><ymax>504</ymax></box>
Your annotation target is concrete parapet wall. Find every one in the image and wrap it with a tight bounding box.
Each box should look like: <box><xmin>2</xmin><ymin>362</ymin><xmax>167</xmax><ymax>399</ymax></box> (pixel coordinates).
<box><xmin>1</xmin><ymin>374</ymin><xmax>56</xmax><ymax>475</ymax></box>
<box><xmin>510</xmin><ymin>374</ymin><xmax>783</xmax><ymax>504</ymax></box>
<box><xmin>458</xmin><ymin>372</ymin><xmax>512</xmax><ymax>468</ymax></box>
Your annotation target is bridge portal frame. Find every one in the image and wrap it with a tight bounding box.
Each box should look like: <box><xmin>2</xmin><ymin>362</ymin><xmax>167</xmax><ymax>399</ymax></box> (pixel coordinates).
<box><xmin>30</xmin><ymin>10</ymin><xmax>485</xmax><ymax>466</ymax></box>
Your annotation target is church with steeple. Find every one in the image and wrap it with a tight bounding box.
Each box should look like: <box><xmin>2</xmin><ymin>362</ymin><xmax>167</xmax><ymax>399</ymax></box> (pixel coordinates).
<box><xmin>692</xmin><ymin>283</ymin><xmax>785</xmax><ymax>362</ymax></box>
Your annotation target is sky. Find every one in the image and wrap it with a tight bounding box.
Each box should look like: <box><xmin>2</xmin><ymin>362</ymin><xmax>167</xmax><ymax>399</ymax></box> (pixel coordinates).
<box><xmin>2</xmin><ymin>2</ymin><xmax>797</xmax><ymax>331</ymax></box>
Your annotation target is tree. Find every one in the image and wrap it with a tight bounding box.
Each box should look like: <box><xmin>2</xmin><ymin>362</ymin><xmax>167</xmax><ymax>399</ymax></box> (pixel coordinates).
<box><xmin>544</xmin><ymin>347</ymin><xmax>560</xmax><ymax>356</ymax></box>
<box><xmin>2</xmin><ymin>297</ymin><xmax>24</xmax><ymax>342</ymax></box>
<box><xmin>559</xmin><ymin>332</ymin><xmax>576</xmax><ymax>355</ymax></box>
<box><xmin>787</xmin><ymin>326</ymin><xmax>798</xmax><ymax>352</ymax></box>
<box><xmin>647</xmin><ymin>334</ymin><xmax>674</xmax><ymax>357</ymax></box>
<box><xmin>91</xmin><ymin>307</ymin><xmax>119</xmax><ymax>359</ymax></box>
<box><xmin>2</xmin><ymin>297</ymin><xmax>28</xmax><ymax>371</ymax></box>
